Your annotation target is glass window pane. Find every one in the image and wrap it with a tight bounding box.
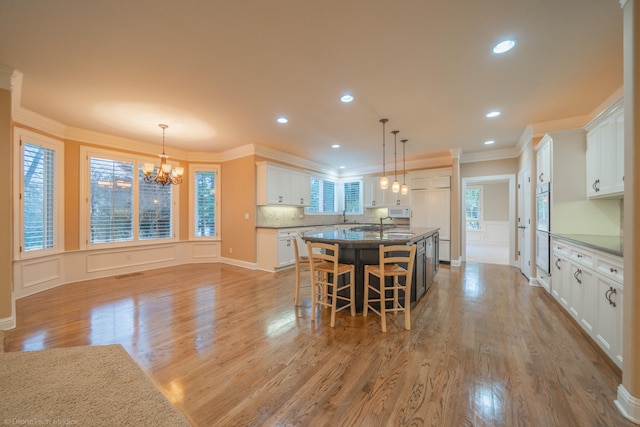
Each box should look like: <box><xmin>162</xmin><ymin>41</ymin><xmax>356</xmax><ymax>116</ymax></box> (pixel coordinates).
<box><xmin>195</xmin><ymin>171</ymin><xmax>216</xmax><ymax>237</ymax></box>
<box><xmin>139</xmin><ymin>166</ymin><xmax>173</xmax><ymax>240</ymax></box>
<box><xmin>343</xmin><ymin>180</ymin><xmax>361</xmax><ymax>213</ymax></box>
<box><xmin>23</xmin><ymin>143</ymin><xmax>56</xmax><ymax>251</ymax></box>
<box><xmin>90</xmin><ymin>157</ymin><xmax>134</xmax><ymax>244</ymax></box>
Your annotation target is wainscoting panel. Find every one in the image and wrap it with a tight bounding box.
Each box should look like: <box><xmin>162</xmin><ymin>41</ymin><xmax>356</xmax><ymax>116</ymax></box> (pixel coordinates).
<box><xmin>86</xmin><ymin>244</ymin><xmax>177</xmax><ymax>273</ymax></box>
<box><xmin>20</xmin><ymin>256</ymin><xmax>62</xmax><ymax>288</ymax></box>
<box><xmin>191</xmin><ymin>242</ymin><xmax>220</xmax><ymax>261</ymax></box>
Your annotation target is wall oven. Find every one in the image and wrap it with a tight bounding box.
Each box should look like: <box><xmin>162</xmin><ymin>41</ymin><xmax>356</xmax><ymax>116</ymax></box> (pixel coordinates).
<box><xmin>535</xmin><ymin>183</ymin><xmax>551</xmax><ymax>275</ymax></box>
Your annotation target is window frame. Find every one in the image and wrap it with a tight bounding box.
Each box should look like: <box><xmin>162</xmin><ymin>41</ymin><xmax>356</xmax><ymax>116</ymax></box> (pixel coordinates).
<box><xmin>189</xmin><ymin>164</ymin><xmax>221</xmax><ymax>240</ymax></box>
<box><xmin>342</xmin><ymin>177</ymin><xmax>363</xmax><ymax>215</ymax></box>
<box><xmin>79</xmin><ymin>146</ymin><xmax>180</xmax><ymax>249</ymax></box>
<box><xmin>466</xmin><ymin>185</ymin><xmax>483</xmax><ymax>230</ymax></box>
<box><xmin>305</xmin><ymin>175</ymin><xmax>339</xmax><ymax>215</ymax></box>
<box><xmin>14</xmin><ymin>128</ymin><xmax>65</xmax><ymax>260</ymax></box>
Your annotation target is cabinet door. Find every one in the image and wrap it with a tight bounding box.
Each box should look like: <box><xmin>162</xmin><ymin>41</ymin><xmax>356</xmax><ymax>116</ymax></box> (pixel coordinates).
<box><xmin>594</xmin><ymin>276</ymin><xmax>623</xmax><ymax>368</ymax></box>
<box><xmin>570</xmin><ymin>263</ymin><xmax>595</xmax><ymax>336</ymax></box>
<box><xmin>586</xmin><ymin>129</ymin><xmax>600</xmax><ymax>198</ymax></box>
<box><xmin>364</xmin><ymin>177</ymin><xmax>386</xmax><ymax>207</ymax></box>
<box><xmin>390</xmin><ymin>190</ymin><xmax>410</xmax><ymax>208</ymax></box>
<box><xmin>613</xmin><ymin>111</ymin><xmax>625</xmax><ymax>194</ymax></box>
<box><xmin>291</xmin><ymin>171</ymin><xmax>310</xmax><ymax>206</ymax></box>
<box><xmin>536</xmin><ymin>140</ymin><xmax>551</xmax><ymax>185</ymax></box>
<box><xmin>277</xmin><ymin>236</ymin><xmax>295</xmax><ymax>267</ymax></box>
<box><xmin>551</xmin><ymin>255</ymin><xmax>571</xmax><ymax>310</ymax></box>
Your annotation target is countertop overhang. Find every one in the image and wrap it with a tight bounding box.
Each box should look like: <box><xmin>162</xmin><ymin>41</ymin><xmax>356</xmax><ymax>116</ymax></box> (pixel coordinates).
<box><xmin>302</xmin><ymin>227</ymin><xmax>439</xmax><ymax>248</ymax></box>
<box><xmin>551</xmin><ymin>233</ymin><xmax>623</xmax><ymax>257</ymax></box>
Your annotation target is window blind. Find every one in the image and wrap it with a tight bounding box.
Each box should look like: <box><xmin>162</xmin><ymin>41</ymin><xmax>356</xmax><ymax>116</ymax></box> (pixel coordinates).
<box><xmin>139</xmin><ymin>167</ymin><xmax>173</xmax><ymax>240</ymax></box>
<box><xmin>322</xmin><ymin>180</ymin><xmax>336</xmax><ymax>212</ymax></box>
<box><xmin>195</xmin><ymin>171</ymin><xmax>216</xmax><ymax>237</ymax></box>
<box><xmin>343</xmin><ymin>180</ymin><xmax>361</xmax><ymax>213</ymax></box>
<box><xmin>90</xmin><ymin>157</ymin><xmax>134</xmax><ymax>243</ymax></box>
<box><xmin>23</xmin><ymin>143</ymin><xmax>55</xmax><ymax>251</ymax></box>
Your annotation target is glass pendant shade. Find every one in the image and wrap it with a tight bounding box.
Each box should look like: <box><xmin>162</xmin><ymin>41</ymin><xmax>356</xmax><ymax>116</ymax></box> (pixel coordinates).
<box><xmin>401</xmin><ymin>183</ymin><xmax>409</xmax><ymax>195</ymax></box>
<box><xmin>392</xmin><ymin>179</ymin><xmax>400</xmax><ymax>193</ymax></box>
<box><xmin>380</xmin><ymin>175</ymin><xmax>389</xmax><ymax>190</ymax></box>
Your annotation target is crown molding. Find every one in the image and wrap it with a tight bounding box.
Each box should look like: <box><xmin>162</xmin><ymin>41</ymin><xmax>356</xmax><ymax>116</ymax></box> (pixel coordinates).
<box><xmin>584</xmin><ymin>93</ymin><xmax>624</xmax><ymax>130</ymax></box>
<box><xmin>460</xmin><ymin>147</ymin><xmax>520</xmax><ymax>164</ymax></box>
<box><xmin>253</xmin><ymin>144</ymin><xmax>339</xmax><ymax>176</ymax></box>
<box><xmin>0</xmin><ymin>64</ymin><xmax>14</xmax><ymax>90</ymax></box>
<box><xmin>619</xmin><ymin>0</ymin><xmax>628</xmax><ymax>8</ymax></box>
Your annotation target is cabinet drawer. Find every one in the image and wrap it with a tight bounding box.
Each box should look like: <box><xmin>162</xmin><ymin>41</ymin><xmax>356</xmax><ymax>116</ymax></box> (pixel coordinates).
<box><xmin>552</xmin><ymin>241</ymin><xmax>570</xmax><ymax>257</ymax></box>
<box><xmin>569</xmin><ymin>247</ymin><xmax>594</xmax><ymax>269</ymax></box>
<box><xmin>595</xmin><ymin>254</ymin><xmax>623</xmax><ymax>285</ymax></box>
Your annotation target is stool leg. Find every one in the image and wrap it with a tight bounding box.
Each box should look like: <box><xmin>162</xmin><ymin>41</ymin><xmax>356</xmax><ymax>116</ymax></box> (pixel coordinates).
<box><xmin>294</xmin><ymin>263</ymin><xmax>300</xmax><ymax>306</ymax></box>
<box><xmin>380</xmin><ymin>276</ymin><xmax>387</xmax><ymax>332</ymax></box>
<box><xmin>349</xmin><ymin>268</ymin><xmax>355</xmax><ymax>316</ymax></box>
<box><xmin>363</xmin><ymin>269</ymin><xmax>370</xmax><ymax>317</ymax></box>
<box><xmin>330</xmin><ymin>274</ymin><xmax>338</xmax><ymax>328</ymax></box>
<box><xmin>310</xmin><ymin>270</ymin><xmax>317</xmax><ymax>321</ymax></box>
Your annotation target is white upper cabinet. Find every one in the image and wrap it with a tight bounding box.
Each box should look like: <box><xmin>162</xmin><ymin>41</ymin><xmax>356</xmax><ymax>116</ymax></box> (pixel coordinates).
<box><xmin>535</xmin><ymin>135</ymin><xmax>552</xmax><ymax>186</ymax></box>
<box><xmin>586</xmin><ymin>105</ymin><xmax>624</xmax><ymax>198</ymax></box>
<box><xmin>256</xmin><ymin>162</ymin><xmax>311</xmax><ymax>206</ymax></box>
<box><xmin>363</xmin><ymin>176</ymin><xmax>387</xmax><ymax>208</ymax></box>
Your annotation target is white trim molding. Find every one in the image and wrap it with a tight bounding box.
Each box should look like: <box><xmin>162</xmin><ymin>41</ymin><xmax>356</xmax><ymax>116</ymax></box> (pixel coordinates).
<box><xmin>615</xmin><ymin>384</ymin><xmax>640</xmax><ymax>424</ymax></box>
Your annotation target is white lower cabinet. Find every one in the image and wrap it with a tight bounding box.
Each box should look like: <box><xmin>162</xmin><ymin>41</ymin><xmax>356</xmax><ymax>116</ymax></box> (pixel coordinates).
<box><xmin>551</xmin><ymin>237</ymin><xmax>623</xmax><ymax>368</ymax></box>
<box><xmin>257</xmin><ymin>227</ymin><xmax>311</xmax><ymax>272</ymax></box>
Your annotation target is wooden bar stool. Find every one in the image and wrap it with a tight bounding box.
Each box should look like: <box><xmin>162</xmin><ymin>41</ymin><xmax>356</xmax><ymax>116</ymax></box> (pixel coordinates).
<box><xmin>292</xmin><ymin>235</ymin><xmax>310</xmax><ymax>306</ymax></box>
<box><xmin>306</xmin><ymin>241</ymin><xmax>355</xmax><ymax>327</ymax></box>
<box><xmin>363</xmin><ymin>244</ymin><xmax>417</xmax><ymax>332</ymax></box>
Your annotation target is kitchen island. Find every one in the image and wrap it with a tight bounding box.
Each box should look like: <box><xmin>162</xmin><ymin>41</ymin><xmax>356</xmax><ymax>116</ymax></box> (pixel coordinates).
<box><xmin>302</xmin><ymin>226</ymin><xmax>440</xmax><ymax>312</ymax></box>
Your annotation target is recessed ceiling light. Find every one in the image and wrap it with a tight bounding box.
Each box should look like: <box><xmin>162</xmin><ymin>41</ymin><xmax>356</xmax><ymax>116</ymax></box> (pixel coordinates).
<box><xmin>486</xmin><ymin>111</ymin><xmax>501</xmax><ymax>118</ymax></box>
<box><xmin>340</xmin><ymin>94</ymin><xmax>354</xmax><ymax>103</ymax></box>
<box><xmin>493</xmin><ymin>39</ymin><xmax>516</xmax><ymax>54</ymax></box>
<box><xmin>339</xmin><ymin>166</ymin><xmax>345</xmax><ymax>169</ymax></box>
<box><xmin>276</xmin><ymin>116</ymin><xmax>288</xmax><ymax>124</ymax></box>
<box><xmin>484</xmin><ymin>140</ymin><xmax>495</xmax><ymax>145</ymax></box>
<box><xmin>331</xmin><ymin>144</ymin><xmax>340</xmax><ymax>148</ymax></box>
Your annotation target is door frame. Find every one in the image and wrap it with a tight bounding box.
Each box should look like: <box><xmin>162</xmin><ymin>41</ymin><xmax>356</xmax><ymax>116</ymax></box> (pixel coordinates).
<box><xmin>461</xmin><ymin>174</ymin><xmax>517</xmax><ymax>266</ymax></box>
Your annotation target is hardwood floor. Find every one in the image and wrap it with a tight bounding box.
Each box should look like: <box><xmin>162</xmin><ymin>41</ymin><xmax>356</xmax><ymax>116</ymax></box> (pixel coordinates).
<box><xmin>4</xmin><ymin>261</ymin><xmax>632</xmax><ymax>426</ymax></box>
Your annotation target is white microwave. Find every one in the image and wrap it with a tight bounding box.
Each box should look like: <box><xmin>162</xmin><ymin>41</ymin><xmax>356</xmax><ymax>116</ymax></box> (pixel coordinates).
<box><xmin>388</xmin><ymin>207</ymin><xmax>410</xmax><ymax>218</ymax></box>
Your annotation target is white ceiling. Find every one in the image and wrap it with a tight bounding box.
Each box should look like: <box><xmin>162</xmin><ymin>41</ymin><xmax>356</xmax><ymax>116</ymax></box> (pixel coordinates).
<box><xmin>0</xmin><ymin>0</ymin><xmax>623</xmax><ymax>173</ymax></box>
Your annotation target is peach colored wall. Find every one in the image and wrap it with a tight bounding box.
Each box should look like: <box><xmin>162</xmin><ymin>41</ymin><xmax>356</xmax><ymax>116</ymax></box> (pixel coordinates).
<box><xmin>461</xmin><ymin>158</ymin><xmax>518</xmax><ymax>177</ymax></box>
<box><xmin>221</xmin><ymin>155</ymin><xmax>256</xmax><ymax>263</ymax></box>
<box><xmin>0</xmin><ymin>89</ymin><xmax>11</xmax><ymax>320</ymax></box>
<box><xmin>64</xmin><ymin>139</ymin><xmax>80</xmax><ymax>250</ymax></box>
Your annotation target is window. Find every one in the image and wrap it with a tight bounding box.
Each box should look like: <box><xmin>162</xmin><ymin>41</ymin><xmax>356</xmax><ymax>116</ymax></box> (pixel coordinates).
<box><xmin>89</xmin><ymin>157</ymin><xmax>134</xmax><ymax>244</ymax></box>
<box><xmin>195</xmin><ymin>171</ymin><xmax>216</xmax><ymax>237</ymax></box>
<box><xmin>306</xmin><ymin>176</ymin><xmax>337</xmax><ymax>214</ymax></box>
<box><xmin>81</xmin><ymin>147</ymin><xmax>179</xmax><ymax>247</ymax></box>
<box><xmin>139</xmin><ymin>167</ymin><xmax>172</xmax><ymax>240</ymax></box>
<box><xmin>190</xmin><ymin>165</ymin><xmax>220</xmax><ymax>239</ymax></box>
<box><xmin>343</xmin><ymin>179</ymin><xmax>362</xmax><ymax>214</ymax></box>
<box><xmin>21</xmin><ymin>141</ymin><xmax>60</xmax><ymax>253</ymax></box>
<box><xmin>466</xmin><ymin>186</ymin><xmax>482</xmax><ymax>230</ymax></box>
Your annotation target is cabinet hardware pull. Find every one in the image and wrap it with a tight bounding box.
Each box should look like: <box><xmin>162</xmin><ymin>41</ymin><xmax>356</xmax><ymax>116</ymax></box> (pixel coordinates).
<box><xmin>555</xmin><ymin>258</ymin><xmax>561</xmax><ymax>269</ymax></box>
<box><xmin>609</xmin><ymin>287</ymin><xmax>617</xmax><ymax>307</ymax></box>
<box><xmin>574</xmin><ymin>269</ymin><xmax>582</xmax><ymax>284</ymax></box>
<box><xmin>595</xmin><ymin>179</ymin><xmax>600</xmax><ymax>192</ymax></box>
<box><xmin>609</xmin><ymin>267</ymin><xmax>618</xmax><ymax>274</ymax></box>
<box><xmin>539</xmin><ymin>172</ymin><xmax>543</xmax><ymax>182</ymax></box>
<box><xmin>577</xmin><ymin>254</ymin><xmax>583</xmax><ymax>258</ymax></box>
<box><xmin>605</xmin><ymin>288</ymin><xmax>612</xmax><ymax>304</ymax></box>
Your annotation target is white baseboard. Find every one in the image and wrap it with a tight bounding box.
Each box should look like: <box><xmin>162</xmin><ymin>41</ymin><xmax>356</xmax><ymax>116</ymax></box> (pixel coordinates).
<box><xmin>219</xmin><ymin>257</ymin><xmax>258</xmax><ymax>270</ymax></box>
<box><xmin>615</xmin><ymin>384</ymin><xmax>640</xmax><ymax>424</ymax></box>
<box><xmin>529</xmin><ymin>278</ymin><xmax>541</xmax><ymax>287</ymax></box>
<box><xmin>450</xmin><ymin>257</ymin><xmax>462</xmax><ymax>267</ymax></box>
<box><xmin>0</xmin><ymin>314</ymin><xmax>16</xmax><ymax>330</ymax></box>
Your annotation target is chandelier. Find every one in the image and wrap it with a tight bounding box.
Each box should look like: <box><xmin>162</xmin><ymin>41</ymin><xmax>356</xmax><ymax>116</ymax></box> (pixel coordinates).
<box><xmin>391</xmin><ymin>130</ymin><xmax>400</xmax><ymax>193</ymax></box>
<box><xmin>142</xmin><ymin>124</ymin><xmax>184</xmax><ymax>186</ymax></box>
<box><xmin>401</xmin><ymin>139</ymin><xmax>409</xmax><ymax>195</ymax></box>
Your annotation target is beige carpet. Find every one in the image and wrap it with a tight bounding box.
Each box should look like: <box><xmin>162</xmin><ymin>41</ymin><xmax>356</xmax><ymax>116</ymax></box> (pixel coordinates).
<box><xmin>0</xmin><ymin>344</ymin><xmax>191</xmax><ymax>426</ymax></box>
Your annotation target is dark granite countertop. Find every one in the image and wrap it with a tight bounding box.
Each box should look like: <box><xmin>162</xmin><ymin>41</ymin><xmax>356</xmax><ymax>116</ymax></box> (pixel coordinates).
<box><xmin>302</xmin><ymin>227</ymin><xmax>439</xmax><ymax>247</ymax></box>
<box><xmin>551</xmin><ymin>233</ymin><xmax>623</xmax><ymax>257</ymax></box>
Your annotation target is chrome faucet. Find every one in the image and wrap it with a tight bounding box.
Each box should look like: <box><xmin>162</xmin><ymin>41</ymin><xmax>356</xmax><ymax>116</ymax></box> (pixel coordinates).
<box><xmin>379</xmin><ymin>216</ymin><xmax>392</xmax><ymax>237</ymax></box>
<box><xmin>343</xmin><ymin>209</ymin><xmax>348</xmax><ymax>223</ymax></box>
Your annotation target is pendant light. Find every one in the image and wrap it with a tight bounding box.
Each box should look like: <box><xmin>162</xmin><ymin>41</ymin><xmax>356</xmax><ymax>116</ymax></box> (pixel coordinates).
<box><xmin>391</xmin><ymin>130</ymin><xmax>400</xmax><ymax>193</ymax></box>
<box><xmin>401</xmin><ymin>139</ymin><xmax>409</xmax><ymax>195</ymax></box>
<box><xmin>379</xmin><ymin>118</ymin><xmax>389</xmax><ymax>190</ymax></box>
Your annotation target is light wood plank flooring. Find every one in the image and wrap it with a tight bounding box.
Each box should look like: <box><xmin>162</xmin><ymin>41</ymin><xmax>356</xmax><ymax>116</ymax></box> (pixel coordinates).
<box><xmin>3</xmin><ymin>262</ymin><xmax>632</xmax><ymax>426</ymax></box>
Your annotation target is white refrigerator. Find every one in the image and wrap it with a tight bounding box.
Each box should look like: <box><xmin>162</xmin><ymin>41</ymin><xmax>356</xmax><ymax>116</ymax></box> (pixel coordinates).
<box><xmin>411</xmin><ymin>188</ymin><xmax>451</xmax><ymax>262</ymax></box>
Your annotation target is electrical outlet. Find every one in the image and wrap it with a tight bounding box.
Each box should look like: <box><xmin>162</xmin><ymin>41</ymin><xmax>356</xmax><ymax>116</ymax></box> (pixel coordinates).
<box><xmin>229</xmin><ymin>247</ymin><xmax>233</xmax><ymax>254</ymax></box>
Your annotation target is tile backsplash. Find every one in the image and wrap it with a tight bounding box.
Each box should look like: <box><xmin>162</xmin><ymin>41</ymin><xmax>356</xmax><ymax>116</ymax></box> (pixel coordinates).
<box><xmin>256</xmin><ymin>206</ymin><xmax>408</xmax><ymax>228</ymax></box>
